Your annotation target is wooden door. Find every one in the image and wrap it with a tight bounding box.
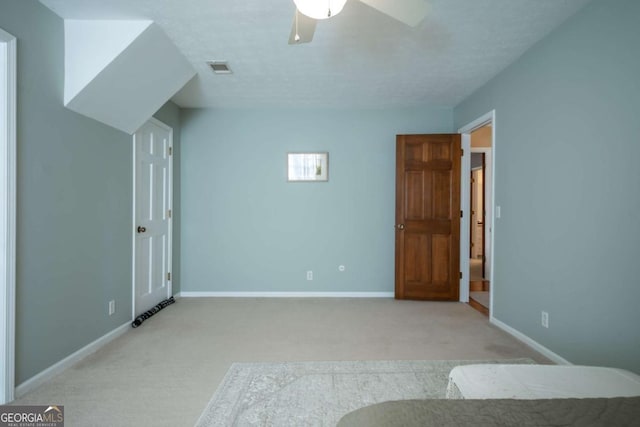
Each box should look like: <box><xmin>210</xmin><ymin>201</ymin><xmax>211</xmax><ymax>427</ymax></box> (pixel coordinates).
<box><xmin>133</xmin><ymin>119</ymin><xmax>172</xmax><ymax>316</ymax></box>
<box><xmin>395</xmin><ymin>134</ymin><xmax>461</xmax><ymax>300</ymax></box>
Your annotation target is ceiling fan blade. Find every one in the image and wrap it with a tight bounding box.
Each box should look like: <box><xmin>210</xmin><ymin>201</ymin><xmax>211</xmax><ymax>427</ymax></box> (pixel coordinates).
<box><xmin>358</xmin><ymin>0</ymin><xmax>427</xmax><ymax>27</ymax></box>
<box><xmin>288</xmin><ymin>10</ymin><xmax>317</xmax><ymax>44</ymax></box>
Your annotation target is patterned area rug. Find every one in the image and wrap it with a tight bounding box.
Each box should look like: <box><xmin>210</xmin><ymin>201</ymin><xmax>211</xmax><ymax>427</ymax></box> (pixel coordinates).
<box><xmin>196</xmin><ymin>359</ymin><xmax>534</xmax><ymax>426</ymax></box>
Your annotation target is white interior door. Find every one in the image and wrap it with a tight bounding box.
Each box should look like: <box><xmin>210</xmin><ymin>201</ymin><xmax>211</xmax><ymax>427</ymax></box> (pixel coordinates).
<box><xmin>133</xmin><ymin>118</ymin><xmax>172</xmax><ymax>317</ymax></box>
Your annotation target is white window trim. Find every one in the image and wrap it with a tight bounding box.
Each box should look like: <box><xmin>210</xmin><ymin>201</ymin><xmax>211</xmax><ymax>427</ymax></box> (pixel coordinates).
<box><xmin>0</xmin><ymin>27</ymin><xmax>17</xmax><ymax>404</ymax></box>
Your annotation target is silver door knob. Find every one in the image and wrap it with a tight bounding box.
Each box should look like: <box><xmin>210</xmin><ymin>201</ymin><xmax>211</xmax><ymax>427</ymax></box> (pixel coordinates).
<box><xmin>137</xmin><ymin>226</ymin><xmax>146</xmax><ymax>233</ymax></box>
<box><xmin>396</xmin><ymin>224</ymin><xmax>405</xmax><ymax>230</ymax></box>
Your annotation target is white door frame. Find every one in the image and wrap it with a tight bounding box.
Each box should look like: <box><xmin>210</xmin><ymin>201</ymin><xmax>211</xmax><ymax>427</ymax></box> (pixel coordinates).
<box><xmin>0</xmin><ymin>27</ymin><xmax>17</xmax><ymax>405</ymax></box>
<box><xmin>131</xmin><ymin>117</ymin><xmax>173</xmax><ymax>319</ymax></box>
<box><xmin>458</xmin><ymin>110</ymin><xmax>496</xmax><ymax>317</ymax></box>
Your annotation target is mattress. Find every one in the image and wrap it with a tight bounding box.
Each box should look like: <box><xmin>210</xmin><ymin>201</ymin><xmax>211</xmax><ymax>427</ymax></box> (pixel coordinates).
<box><xmin>336</xmin><ymin>397</ymin><xmax>640</xmax><ymax>427</ymax></box>
<box><xmin>446</xmin><ymin>364</ymin><xmax>640</xmax><ymax>399</ymax></box>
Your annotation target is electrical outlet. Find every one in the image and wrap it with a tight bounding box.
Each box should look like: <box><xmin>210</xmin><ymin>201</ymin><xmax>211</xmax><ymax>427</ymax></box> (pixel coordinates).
<box><xmin>109</xmin><ymin>300</ymin><xmax>116</xmax><ymax>316</ymax></box>
<box><xmin>541</xmin><ymin>311</ymin><xmax>549</xmax><ymax>328</ymax></box>
<box><xmin>338</xmin><ymin>265</ymin><xmax>345</xmax><ymax>272</ymax></box>
<box><xmin>306</xmin><ymin>271</ymin><xmax>313</xmax><ymax>281</ymax></box>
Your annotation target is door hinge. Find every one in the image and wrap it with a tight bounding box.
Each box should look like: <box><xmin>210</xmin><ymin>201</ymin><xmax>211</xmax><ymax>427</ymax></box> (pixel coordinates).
<box><xmin>168</xmin><ymin>146</ymin><xmax>173</xmax><ymax>156</ymax></box>
<box><xmin>459</xmin><ymin>272</ymin><xmax>463</xmax><ymax>279</ymax></box>
<box><xmin>167</xmin><ymin>209</ymin><xmax>172</xmax><ymax>218</ymax></box>
<box><xmin>167</xmin><ymin>272</ymin><xmax>171</xmax><ymax>281</ymax></box>
<box><xmin>461</xmin><ymin>149</ymin><xmax>464</xmax><ymax>156</ymax></box>
<box><xmin>460</xmin><ymin>210</ymin><xmax>463</xmax><ymax>218</ymax></box>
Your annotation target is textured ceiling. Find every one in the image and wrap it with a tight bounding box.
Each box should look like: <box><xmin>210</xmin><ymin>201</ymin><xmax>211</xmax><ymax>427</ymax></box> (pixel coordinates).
<box><xmin>39</xmin><ymin>0</ymin><xmax>592</xmax><ymax>109</ymax></box>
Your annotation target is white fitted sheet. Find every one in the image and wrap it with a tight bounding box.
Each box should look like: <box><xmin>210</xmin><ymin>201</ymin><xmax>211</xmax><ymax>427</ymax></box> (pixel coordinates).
<box><xmin>446</xmin><ymin>364</ymin><xmax>640</xmax><ymax>399</ymax></box>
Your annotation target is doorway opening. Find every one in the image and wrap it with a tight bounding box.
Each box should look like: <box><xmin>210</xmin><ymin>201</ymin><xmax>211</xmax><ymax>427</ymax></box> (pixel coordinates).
<box><xmin>468</xmin><ymin>125</ymin><xmax>492</xmax><ymax>315</ymax></box>
<box><xmin>458</xmin><ymin>111</ymin><xmax>495</xmax><ymax>318</ymax></box>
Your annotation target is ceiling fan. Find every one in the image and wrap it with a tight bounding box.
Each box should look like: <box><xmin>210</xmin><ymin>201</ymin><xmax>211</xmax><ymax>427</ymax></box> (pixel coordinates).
<box><xmin>288</xmin><ymin>0</ymin><xmax>428</xmax><ymax>44</ymax></box>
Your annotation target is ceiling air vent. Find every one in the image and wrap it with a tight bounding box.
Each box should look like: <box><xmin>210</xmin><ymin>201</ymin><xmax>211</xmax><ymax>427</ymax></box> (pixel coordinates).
<box><xmin>207</xmin><ymin>61</ymin><xmax>232</xmax><ymax>74</ymax></box>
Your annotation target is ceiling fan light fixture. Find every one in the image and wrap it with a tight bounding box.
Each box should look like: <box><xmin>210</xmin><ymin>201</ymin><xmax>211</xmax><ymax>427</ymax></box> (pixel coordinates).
<box><xmin>294</xmin><ymin>0</ymin><xmax>348</xmax><ymax>20</ymax></box>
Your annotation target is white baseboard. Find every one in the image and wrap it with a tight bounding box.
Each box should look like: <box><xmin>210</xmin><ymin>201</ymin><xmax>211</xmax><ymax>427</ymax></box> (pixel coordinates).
<box><xmin>178</xmin><ymin>291</ymin><xmax>395</xmax><ymax>298</ymax></box>
<box><xmin>15</xmin><ymin>322</ymin><xmax>130</xmax><ymax>398</ymax></box>
<box><xmin>490</xmin><ymin>316</ymin><xmax>572</xmax><ymax>365</ymax></box>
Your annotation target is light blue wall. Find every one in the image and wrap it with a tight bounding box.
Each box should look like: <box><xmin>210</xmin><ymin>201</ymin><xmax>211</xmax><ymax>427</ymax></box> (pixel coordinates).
<box><xmin>0</xmin><ymin>1</ymin><xmax>133</xmax><ymax>383</ymax></box>
<box><xmin>153</xmin><ymin>101</ymin><xmax>182</xmax><ymax>295</ymax></box>
<box><xmin>180</xmin><ymin>108</ymin><xmax>452</xmax><ymax>293</ymax></box>
<box><xmin>455</xmin><ymin>0</ymin><xmax>640</xmax><ymax>373</ymax></box>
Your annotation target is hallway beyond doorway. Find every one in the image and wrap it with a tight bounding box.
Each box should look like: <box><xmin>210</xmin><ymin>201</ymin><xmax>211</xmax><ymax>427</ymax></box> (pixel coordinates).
<box><xmin>469</xmin><ymin>258</ymin><xmax>490</xmax><ymax>315</ymax></box>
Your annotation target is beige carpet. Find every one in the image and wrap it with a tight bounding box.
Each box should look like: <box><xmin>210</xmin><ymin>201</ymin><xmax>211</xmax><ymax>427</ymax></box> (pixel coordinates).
<box><xmin>196</xmin><ymin>358</ymin><xmax>534</xmax><ymax>426</ymax></box>
<box><xmin>10</xmin><ymin>298</ymin><xmax>551</xmax><ymax>426</ymax></box>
